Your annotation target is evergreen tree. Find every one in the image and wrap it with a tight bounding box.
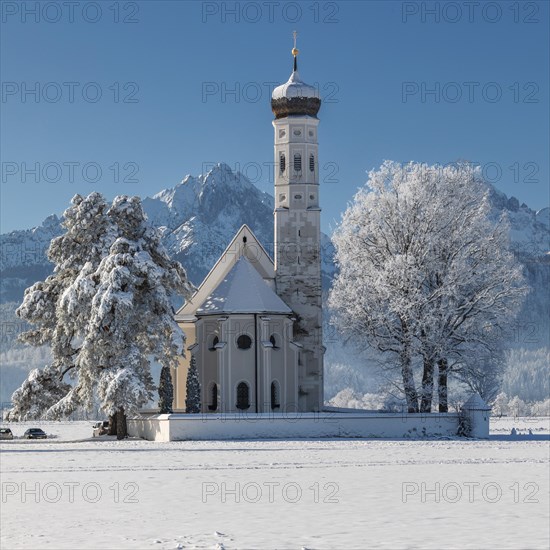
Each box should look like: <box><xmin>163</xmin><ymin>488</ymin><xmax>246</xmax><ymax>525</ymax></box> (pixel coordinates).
<box><xmin>158</xmin><ymin>365</ymin><xmax>174</xmax><ymax>414</ymax></box>
<box><xmin>185</xmin><ymin>355</ymin><xmax>201</xmax><ymax>413</ymax></box>
<box><xmin>9</xmin><ymin>193</ymin><xmax>193</xmax><ymax>437</ymax></box>
<box><xmin>5</xmin><ymin>366</ymin><xmax>71</xmax><ymax>421</ymax></box>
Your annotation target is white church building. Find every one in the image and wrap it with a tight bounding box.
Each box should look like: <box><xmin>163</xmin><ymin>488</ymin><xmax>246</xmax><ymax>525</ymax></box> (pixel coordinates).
<box><xmin>129</xmin><ymin>38</ymin><xmax>490</xmax><ymax>441</ymax></box>
<box><xmin>172</xmin><ymin>39</ymin><xmax>324</xmax><ymax>414</ymax></box>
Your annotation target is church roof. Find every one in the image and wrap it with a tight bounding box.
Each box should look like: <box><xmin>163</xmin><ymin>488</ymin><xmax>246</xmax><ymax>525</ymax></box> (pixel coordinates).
<box><xmin>462</xmin><ymin>394</ymin><xmax>491</xmax><ymax>411</ymax></box>
<box><xmin>176</xmin><ymin>225</ymin><xmax>276</xmax><ymax>319</ymax></box>
<box><xmin>196</xmin><ymin>256</ymin><xmax>291</xmax><ymax>315</ymax></box>
<box><xmin>271</xmin><ymin>69</ymin><xmax>321</xmax><ymax>119</ymax></box>
<box><xmin>271</xmin><ymin>35</ymin><xmax>321</xmax><ymax>119</ymax></box>
<box><xmin>272</xmin><ymin>70</ymin><xmax>320</xmax><ymax>101</ymax></box>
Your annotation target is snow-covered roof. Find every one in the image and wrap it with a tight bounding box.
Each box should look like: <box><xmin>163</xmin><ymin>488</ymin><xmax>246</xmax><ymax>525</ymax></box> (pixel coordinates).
<box><xmin>196</xmin><ymin>256</ymin><xmax>291</xmax><ymax>315</ymax></box>
<box><xmin>463</xmin><ymin>394</ymin><xmax>491</xmax><ymax>410</ymax></box>
<box><xmin>272</xmin><ymin>70</ymin><xmax>320</xmax><ymax>100</ymax></box>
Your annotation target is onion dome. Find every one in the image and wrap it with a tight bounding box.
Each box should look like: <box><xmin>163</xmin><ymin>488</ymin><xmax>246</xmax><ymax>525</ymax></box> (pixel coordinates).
<box><xmin>271</xmin><ymin>33</ymin><xmax>321</xmax><ymax>119</ymax></box>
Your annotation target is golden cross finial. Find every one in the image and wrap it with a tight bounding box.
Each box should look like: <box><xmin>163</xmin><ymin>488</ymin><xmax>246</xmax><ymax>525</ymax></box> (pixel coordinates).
<box><xmin>292</xmin><ymin>31</ymin><xmax>299</xmax><ymax>57</ymax></box>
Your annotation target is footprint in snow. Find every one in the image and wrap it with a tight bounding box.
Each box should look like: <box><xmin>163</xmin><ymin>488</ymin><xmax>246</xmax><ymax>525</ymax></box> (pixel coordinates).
<box><xmin>214</xmin><ymin>531</ymin><xmax>225</xmax><ymax>537</ymax></box>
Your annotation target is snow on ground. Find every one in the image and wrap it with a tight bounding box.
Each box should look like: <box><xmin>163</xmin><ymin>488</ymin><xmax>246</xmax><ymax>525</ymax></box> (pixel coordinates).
<box><xmin>1</xmin><ymin>418</ymin><xmax>549</xmax><ymax>550</ymax></box>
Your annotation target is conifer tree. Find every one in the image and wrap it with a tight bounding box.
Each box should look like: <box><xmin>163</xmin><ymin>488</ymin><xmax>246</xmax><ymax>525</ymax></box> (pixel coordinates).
<box><xmin>158</xmin><ymin>366</ymin><xmax>174</xmax><ymax>414</ymax></box>
<box><xmin>9</xmin><ymin>193</ymin><xmax>193</xmax><ymax>437</ymax></box>
<box><xmin>185</xmin><ymin>355</ymin><xmax>201</xmax><ymax>413</ymax></box>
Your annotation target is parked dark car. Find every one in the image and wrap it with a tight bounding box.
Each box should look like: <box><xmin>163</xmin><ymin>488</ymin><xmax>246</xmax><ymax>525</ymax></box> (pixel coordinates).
<box><xmin>23</xmin><ymin>428</ymin><xmax>47</xmax><ymax>439</ymax></box>
<box><xmin>0</xmin><ymin>428</ymin><xmax>14</xmax><ymax>440</ymax></box>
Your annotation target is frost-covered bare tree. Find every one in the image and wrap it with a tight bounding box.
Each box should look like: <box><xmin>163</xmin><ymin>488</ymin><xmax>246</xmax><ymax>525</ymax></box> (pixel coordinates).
<box><xmin>329</xmin><ymin>162</ymin><xmax>427</xmax><ymax>412</ymax></box>
<box><xmin>9</xmin><ymin>193</ymin><xmax>193</xmax><ymax>437</ymax></box>
<box><xmin>329</xmin><ymin>161</ymin><xmax>527</xmax><ymax>413</ymax></box>
<box><xmin>452</xmin><ymin>350</ymin><xmax>503</xmax><ymax>404</ymax></box>
<box><xmin>409</xmin><ymin>164</ymin><xmax>527</xmax><ymax>411</ymax></box>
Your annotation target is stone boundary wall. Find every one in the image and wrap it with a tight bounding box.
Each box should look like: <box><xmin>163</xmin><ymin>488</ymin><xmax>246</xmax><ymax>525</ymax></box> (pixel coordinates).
<box><xmin>128</xmin><ymin>398</ymin><xmax>490</xmax><ymax>441</ymax></box>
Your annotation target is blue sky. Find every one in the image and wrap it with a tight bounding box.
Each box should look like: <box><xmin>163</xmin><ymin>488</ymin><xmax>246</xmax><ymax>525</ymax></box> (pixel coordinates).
<box><xmin>1</xmin><ymin>0</ymin><xmax>548</xmax><ymax>234</ymax></box>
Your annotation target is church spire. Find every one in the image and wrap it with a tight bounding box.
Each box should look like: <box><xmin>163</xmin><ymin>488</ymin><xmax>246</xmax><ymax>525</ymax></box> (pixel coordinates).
<box><xmin>272</xmin><ymin>30</ymin><xmax>323</xmax><ymax>412</ymax></box>
<box><xmin>271</xmin><ymin>33</ymin><xmax>321</xmax><ymax>119</ymax></box>
<box><xmin>292</xmin><ymin>30</ymin><xmax>299</xmax><ymax>72</ymax></box>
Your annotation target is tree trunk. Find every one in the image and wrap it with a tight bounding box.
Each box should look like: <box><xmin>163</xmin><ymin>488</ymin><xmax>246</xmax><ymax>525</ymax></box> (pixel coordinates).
<box><xmin>438</xmin><ymin>358</ymin><xmax>448</xmax><ymax>413</ymax></box>
<box><xmin>116</xmin><ymin>409</ymin><xmax>127</xmax><ymax>440</ymax></box>
<box><xmin>108</xmin><ymin>413</ymin><xmax>117</xmax><ymax>435</ymax></box>
<box><xmin>401</xmin><ymin>342</ymin><xmax>419</xmax><ymax>413</ymax></box>
<box><xmin>420</xmin><ymin>356</ymin><xmax>434</xmax><ymax>413</ymax></box>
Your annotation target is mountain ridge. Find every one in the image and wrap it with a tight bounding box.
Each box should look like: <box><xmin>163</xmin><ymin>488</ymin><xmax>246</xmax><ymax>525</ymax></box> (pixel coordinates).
<box><xmin>1</xmin><ymin>164</ymin><xmax>548</xmax><ymax>336</ymax></box>
<box><xmin>0</xmin><ymin>163</ymin><xmax>335</xmax><ymax>302</ymax></box>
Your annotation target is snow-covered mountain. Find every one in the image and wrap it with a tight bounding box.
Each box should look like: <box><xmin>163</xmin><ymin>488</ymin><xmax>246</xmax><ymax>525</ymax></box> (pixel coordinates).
<box><xmin>0</xmin><ymin>163</ymin><xmax>335</xmax><ymax>304</ymax></box>
<box><xmin>483</xmin><ymin>185</ymin><xmax>550</xmax><ymax>349</ymax></box>
<box><xmin>142</xmin><ymin>162</ymin><xmax>335</xmax><ymax>289</ymax></box>
<box><xmin>142</xmin><ymin>162</ymin><xmax>278</xmax><ymax>286</ymax></box>
<box><xmin>0</xmin><ymin>164</ymin><xmax>548</xmax><ymax>342</ymax></box>
<box><xmin>0</xmin><ymin>214</ymin><xmax>64</xmax><ymax>305</ymax></box>
<box><xmin>485</xmin><ymin>184</ymin><xmax>549</xmax><ymax>254</ymax></box>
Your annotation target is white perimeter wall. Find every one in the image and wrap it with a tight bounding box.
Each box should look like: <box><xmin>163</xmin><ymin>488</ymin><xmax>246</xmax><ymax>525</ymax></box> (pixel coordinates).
<box><xmin>127</xmin><ymin>409</ymin><xmax>480</xmax><ymax>442</ymax></box>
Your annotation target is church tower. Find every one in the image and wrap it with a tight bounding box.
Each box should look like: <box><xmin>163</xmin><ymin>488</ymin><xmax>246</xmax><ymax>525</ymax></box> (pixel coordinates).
<box><xmin>271</xmin><ymin>34</ymin><xmax>323</xmax><ymax>411</ymax></box>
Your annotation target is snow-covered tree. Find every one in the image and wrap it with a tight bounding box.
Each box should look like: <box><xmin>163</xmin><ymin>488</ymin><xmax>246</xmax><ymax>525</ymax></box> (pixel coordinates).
<box><xmin>492</xmin><ymin>392</ymin><xmax>509</xmax><ymax>416</ymax></box>
<box><xmin>453</xmin><ymin>352</ymin><xmax>502</xmax><ymax>404</ymax></box>
<box><xmin>185</xmin><ymin>355</ymin><xmax>201</xmax><ymax>414</ymax></box>
<box><xmin>158</xmin><ymin>366</ymin><xmax>174</xmax><ymax>414</ymax></box>
<box><xmin>14</xmin><ymin>193</ymin><xmax>112</xmax><ymax>403</ymax></box>
<box><xmin>8</xmin><ymin>193</ymin><xmax>110</xmax><ymax>421</ymax></box>
<box><xmin>10</xmin><ymin>193</ymin><xmax>193</xmax><ymax>437</ymax></box>
<box><xmin>327</xmin><ymin>388</ymin><xmax>397</xmax><ymax>411</ymax></box>
<box><xmin>508</xmin><ymin>395</ymin><xmax>528</xmax><ymax>418</ymax></box>
<box><xmin>501</xmin><ymin>348</ymin><xmax>550</xmax><ymax>402</ymax></box>
<box><xmin>5</xmin><ymin>366</ymin><xmax>71</xmax><ymax>421</ymax></box>
<box><xmin>530</xmin><ymin>398</ymin><xmax>550</xmax><ymax>416</ymax></box>
<box><xmin>409</xmin><ymin>164</ymin><xmax>526</xmax><ymax>411</ymax></box>
<box><xmin>329</xmin><ymin>161</ymin><xmax>527</xmax><ymax>413</ymax></box>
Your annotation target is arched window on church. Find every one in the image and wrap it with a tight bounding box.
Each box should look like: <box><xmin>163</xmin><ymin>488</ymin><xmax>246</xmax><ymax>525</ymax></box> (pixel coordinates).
<box><xmin>236</xmin><ymin>382</ymin><xmax>250</xmax><ymax>410</ymax></box>
<box><xmin>294</xmin><ymin>153</ymin><xmax>302</xmax><ymax>173</ymax></box>
<box><xmin>309</xmin><ymin>154</ymin><xmax>315</xmax><ymax>172</ymax></box>
<box><xmin>280</xmin><ymin>153</ymin><xmax>286</xmax><ymax>173</ymax></box>
<box><xmin>271</xmin><ymin>381</ymin><xmax>280</xmax><ymax>410</ymax></box>
<box><xmin>208</xmin><ymin>383</ymin><xmax>218</xmax><ymax>411</ymax></box>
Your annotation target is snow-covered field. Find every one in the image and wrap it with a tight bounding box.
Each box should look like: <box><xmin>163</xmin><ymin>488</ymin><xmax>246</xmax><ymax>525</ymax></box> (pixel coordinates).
<box><xmin>1</xmin><ymin>418</ymin><xmax>549</xmax><ymax>550</ymax></box>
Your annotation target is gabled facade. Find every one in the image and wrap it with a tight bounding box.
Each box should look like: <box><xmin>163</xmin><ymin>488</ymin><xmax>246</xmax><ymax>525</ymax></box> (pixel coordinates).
<box><xmin>174</xmin><ymin>225</ymin><xmax>300</xmax><ymax>413</ymax></box>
